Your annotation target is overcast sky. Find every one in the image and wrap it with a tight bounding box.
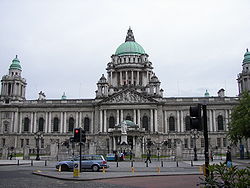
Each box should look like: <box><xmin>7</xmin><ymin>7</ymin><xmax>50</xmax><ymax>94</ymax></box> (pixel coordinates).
<box><xmin>0</xmin><ymin>0</ymin><xmax>250</xmax><ymax>100</ymax></box>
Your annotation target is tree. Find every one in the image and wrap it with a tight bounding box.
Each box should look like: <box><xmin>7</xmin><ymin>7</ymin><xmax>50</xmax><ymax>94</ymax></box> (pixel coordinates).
<box><xmin>228</xmin><ymin>92</ymin><xmax>250</xmax><ymax>145</ymax></box>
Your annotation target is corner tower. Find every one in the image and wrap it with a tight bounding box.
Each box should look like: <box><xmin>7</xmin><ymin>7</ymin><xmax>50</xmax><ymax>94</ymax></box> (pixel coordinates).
<box><xmin>0</xmin><ymin>56</ymin><xmax>27</xmax><ymax>102</ymax></box>
<box><xmin>96</xmin><ymin>28</ymin><xmax>163</xmax><ymax>98</ymax></box>
<box><xmin>238</xmin><ymin>49</ymin><xmax>250</xmax><ymax>95</ymax></box>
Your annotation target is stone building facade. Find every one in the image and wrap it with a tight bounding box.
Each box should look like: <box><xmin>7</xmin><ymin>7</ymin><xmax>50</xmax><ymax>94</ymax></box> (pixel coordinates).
<box><xmin>0</xmin><ymin>28</ymin><xmax>248</xmax><ymax>159</ymax></box>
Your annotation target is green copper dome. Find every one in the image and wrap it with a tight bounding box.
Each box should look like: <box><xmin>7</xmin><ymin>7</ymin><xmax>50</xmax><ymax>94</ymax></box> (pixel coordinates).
<box><xmin>115</xmin><ymin>41</ymin><xmax>145</xmax><ymax>55</ymax></box>
<box><xmin>115</xmin><ymin>28</ymin><xmax>145</xmax><ymax>56</ymax></box>
<box><xmin>9</xmin><ymin>55</ymin><xmax>22</xmax><ymax>70</ymax></box>
<box><xmin>243</xmin><ymin>49</ymin><xmax>250</xmax><ymax>64</ymax></box>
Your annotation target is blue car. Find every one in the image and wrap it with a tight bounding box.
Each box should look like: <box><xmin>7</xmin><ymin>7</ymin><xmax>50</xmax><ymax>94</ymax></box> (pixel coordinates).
<box><xmin>56</xmin><ymin>155</ymin><xmax>108</xmax><ymax>172</ymax></box>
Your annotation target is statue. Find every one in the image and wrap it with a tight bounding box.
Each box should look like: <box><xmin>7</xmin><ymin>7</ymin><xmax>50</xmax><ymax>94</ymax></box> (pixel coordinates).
<box><xmin>121</xmin><ymin>121</ymin><xmax>127</xmax><ymax>134</ymax></box>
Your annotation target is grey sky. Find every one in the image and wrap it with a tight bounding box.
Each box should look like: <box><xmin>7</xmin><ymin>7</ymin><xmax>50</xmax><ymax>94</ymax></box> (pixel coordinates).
<box><xmin>0</xmin><ymin>0</ymin><xmax>249</xmax><ymax>99</ymax></box>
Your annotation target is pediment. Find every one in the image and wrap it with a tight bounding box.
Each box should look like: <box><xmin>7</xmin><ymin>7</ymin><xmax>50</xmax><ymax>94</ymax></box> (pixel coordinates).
<box><xmin>99</xmin><ymin>89</ymin><xmax>158</xmax><ymax>104</ymax></box>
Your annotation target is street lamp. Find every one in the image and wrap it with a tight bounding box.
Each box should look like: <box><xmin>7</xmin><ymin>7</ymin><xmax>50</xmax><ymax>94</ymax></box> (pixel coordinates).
<box><xmin>191</xmin><ymin>129</ymin><xmax>199</xmax><ymax>161</ymax></box>
<box><xmin>34</xmin><ymin>131</ymin><xmax>43</xmax><ymax>161</ymax></box>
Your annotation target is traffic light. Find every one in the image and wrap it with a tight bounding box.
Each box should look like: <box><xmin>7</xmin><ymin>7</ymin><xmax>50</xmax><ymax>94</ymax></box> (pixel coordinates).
<box><xmin>74</xmin><ymin>128</ymin><xmax>81</xmax><ymax>142</ymax></box>
<box><xmin>189</xmin><ymin>104</ymin><xmax>202</xmax><ymax>130</ymax></box>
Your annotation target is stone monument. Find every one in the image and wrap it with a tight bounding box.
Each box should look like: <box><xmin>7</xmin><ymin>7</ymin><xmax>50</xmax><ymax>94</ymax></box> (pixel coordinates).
<box><xmin>175</xmin><ymin>139</ymin><xmax>183</xmax><ymax>160</ymax></box>
<box><xmin>120</xmin><ymin>121</ymin><xmax>128</xmax><ymax>145</ymax></box>
<box><xmin>23</xmin><ymin>146</ymin><xmax>30</xmax><ymax>160</ymax></box>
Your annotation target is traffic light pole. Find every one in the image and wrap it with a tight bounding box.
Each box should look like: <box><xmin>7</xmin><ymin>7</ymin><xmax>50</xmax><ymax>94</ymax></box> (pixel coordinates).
<box><xmin>202</xmin><ymin>104</ymin><xmax>209</xmax><ymax>177</ymax></box>
<box><xmin>79</xmin><ymin>128</ymin><xmax>82</xmax><ymax>172</ymax></box>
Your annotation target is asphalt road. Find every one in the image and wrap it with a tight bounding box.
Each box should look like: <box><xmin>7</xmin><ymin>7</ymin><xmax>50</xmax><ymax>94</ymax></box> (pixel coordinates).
<box><xmin>0</xmin><ymin>165</ymin><xmax>201</xmax><ymax>188</ymax></box>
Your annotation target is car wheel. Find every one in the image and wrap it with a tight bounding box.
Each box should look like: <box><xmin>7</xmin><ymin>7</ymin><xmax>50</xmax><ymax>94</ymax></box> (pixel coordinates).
<box><xmin>92</xmin><ymin>165</ymin><xmax>99</xmax><ymax>172</ymax></box>
<box><xmin>61</xmin><ymin>164</ymin><xmax>69</xmax><ymax>171</ymax></box>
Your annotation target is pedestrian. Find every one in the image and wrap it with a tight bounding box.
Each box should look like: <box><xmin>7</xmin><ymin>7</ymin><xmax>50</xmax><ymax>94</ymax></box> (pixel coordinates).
<box><xmin>115</xmin><ymin>151</ymin><xmax>118</xmax><ymax>162</ymax></box>
<box><xmin>210</xmin><ymin>150</ymin><xmax>213</xmax><ymax>161</ymax></box>
<box><xmin>226</xmin><ymin>146</ymin><xmax>232</xmax><ymax>168</ymax></box>
<box><xmin>129</xmin><ymin>150</ymin><xmax>133</xmax><ymax>160</ymax></box>
<box><xmin>145</xmin><ymin>150</ymin><xmax>151</xmax><ymax>163</ymax></box>
<box><xmin>9</xmin><ymin>153</ymin><xmax>13</xmax><ymax>160</ymax></box>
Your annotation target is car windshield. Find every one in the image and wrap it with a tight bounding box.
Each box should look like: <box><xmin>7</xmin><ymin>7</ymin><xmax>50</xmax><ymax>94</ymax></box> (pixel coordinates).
<box><xmin>72</xmin><ymin>155</ymin><xmax>103</xmax><ymax>161</ymax></box>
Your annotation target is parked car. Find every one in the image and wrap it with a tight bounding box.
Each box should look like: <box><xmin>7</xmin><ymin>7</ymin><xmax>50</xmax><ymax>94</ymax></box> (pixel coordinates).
<box><xmin>106</xmin><ymin>153</ymin><xmax>124</xmax><ymax>161</ymax></box>
<box><xmin>56</xmin><ymin>155</ymin><xmax>108</xmax><ymax>172</ymax></box>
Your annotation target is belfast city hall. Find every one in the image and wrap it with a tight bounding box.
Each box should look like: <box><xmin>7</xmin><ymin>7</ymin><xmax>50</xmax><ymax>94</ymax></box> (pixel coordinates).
<box><xmin>0</xmin><ymin>28</ymin><xmax>249</xmax><ymax>159</ymax></box>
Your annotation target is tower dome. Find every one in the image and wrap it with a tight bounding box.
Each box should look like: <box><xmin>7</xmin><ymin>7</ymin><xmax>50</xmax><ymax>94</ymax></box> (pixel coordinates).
<box><xmin>243</xmin><ymin>48</ymin><xmax>250</xmax><ymax>64</ymax></box>
<box><xmin>9</xmin><ymin>55</ymin><xmax>22</xmax><ymax>70</ymax></box>
<box><xmin>115</xmin><ymin>28</ymin><xmax>146</xmax><ymax>56</ymax></box>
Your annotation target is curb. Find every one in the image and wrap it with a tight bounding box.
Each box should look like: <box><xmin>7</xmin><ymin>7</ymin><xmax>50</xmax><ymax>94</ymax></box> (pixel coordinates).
<box><xmin>32</xmin><ymin>171</ymin><xmax>202</xmax><ymax>181</ymax></box>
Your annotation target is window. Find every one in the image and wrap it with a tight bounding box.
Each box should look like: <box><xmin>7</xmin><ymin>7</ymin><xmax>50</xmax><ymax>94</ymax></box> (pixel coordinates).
<box><xmin>109</xmin><ymin>116</ymin><xmax>115</xmax><ymax>128</ymax></box>
<box><xmin>4</xmin><ymin>123</ymin><xmax>8</xmax><ymax>132</ymax></box>
<box><xmin>24</xmin><ymin>117</ymin><xmax>30</xmax><ymax>132</ymax></box>
<box><xmin>217</xmin><ymin>138</ymin><xmax>221</xmax><ymax>148</ymax></box>
<box><xmin>53</xmin><ymin>117</ymin><xmax>59</xmax><ymax>132</ymax></box>
<box><xmin>218</xmin><ymin>115</ymin><xmax>224</xmax><ymax>131</ymax></box>
<box><xmin>21</xmin><ymin>139</ymin><xmax>24</xmax><ymax>148</ymax></box>
<box><xmin>125</xmin><ymin>115</ymin><xmax>132</xmax><ymax>121</ymax></box>
<box><xmin>201</xmin><ymin>138</ymin><xmax>205</xmax><ymax>148</ymax></box>
<box><xmin>41</xmin><ymin>138</ymin><xmax>44</xmax><ymax>148</ymax></box>
<box><xmin>26</xmin><ymin>139</ymin><xmax>29</xmax><ymax>146</ymax></box>
<box><xmin>223</xmin><ymin>138</ymin><xmax>227</xmax><ymax>147</ymax></box>
<box><xmin>190</xmin><ymin>138</ymin><xmax>194</xmax><ymax>148</ymax></box>
<box><xmin>38</xmin><ymin>118</ymin><xmax>44</xmax><ymax>132</ymax></box>
<box><xmin>2</xmin><ymin>138</ymin><xmax>6</xmax><ymax>147</ymax></box>
<box><xmin>68</xmin><ymin>117</ymin><xmax>74</xmax><ymax>132</ymax></box>
<box><xmin>142</xmin><ymin>116</ymin><xmax>149</xmax><ymax>131</ymax></box>
<box><xmin>169</xmin><ymin>116</ymin><xmax>175</xmax><ymax>131</ymax></box>
<box><xmin>168</xmin><ymin>139</ymin><xmax>172</xmax><ymax>148</ymax></box>
<box><xmin>185</xmin><ymin>116</ymin><xmax>191</xmax><ymax>131</ymax></box>
<box><xmin>184</xmin><ymin>138</ymin><xmax>188</xmax><ymax>148</ymax></box>
<box><xmin>84</xmin><ymin>117</ymin><xmax>90</xmax><ymax>131</ymax></box>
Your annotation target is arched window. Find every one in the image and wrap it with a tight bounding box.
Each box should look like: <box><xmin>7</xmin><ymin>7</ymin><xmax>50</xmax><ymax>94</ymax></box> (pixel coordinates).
<box><xmin>84</xmin><ymin>117</ymin><xmax>90</xmax><ymax>132</ymax></box>
<box><xmin>53</xmin><ymin>117</ymin><xmax>59</xmax><ymax>132</ymax></box>
<box><xmin>125</xmin><ymin>115</ymin><xmax>132</xmax><ymax>121</ymax></box>
<box><xmin>24</xmin><ymin>117</ymin><xmax>29</xmax><ymax>132</ymax></box>
<box><xmin>38</xmin><ymin>117</ymin><xmax>44</xmax><ymax>132</ymax></box>
<box><xmin>218</xmin><ymin>115</ymin><xmax>224</xmax><ymax>131</ymax></box>
<box><xmin>142</xmin><ymin>116</ymin><xmax>149</xmax><ymax>131</ymax></box>
<box><xmin>109</xmin><ymin>116</ymin><xmax>115</xmax><ymax>128</ymax></box>
<box><xmin>185</xmin><ymin>116</ymin><xmax>191</xmax><ymax>131</ymax></box>
<box><xmin>68</xmin><ymin>117</ymin><xmax>74</xmax><ymax>132</ymax></box>
<box><xmin>169</xmin><ymin>116</ymin><xmax>175</xmax><ymax>131</ymax></box>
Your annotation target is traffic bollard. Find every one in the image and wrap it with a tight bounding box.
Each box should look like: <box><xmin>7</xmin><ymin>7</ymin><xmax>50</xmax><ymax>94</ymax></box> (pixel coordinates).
<box><xmin>157</xmin><ymin>167</ymin><xmax>160</xmax><ymax>173</ymax></box>
<box><xmin>116</xmin><ymin>161</ymin><xmax>119</xmax><ymax>167</ymax></box>
<box><xmin>131</xmin><ymin>160</ymin><xmax>133</xmax><ymax>167</ymax></box>
<box><xmin>176</xmin><ymin>160</ymin><xmax>179</xmax><ymax>167</ymax></box>
<box><xmin>131</xmin><ymin>167</ymin><xmax>135</xmax><ymax>173</ymax></box>
<box><xmin>191</xmin><ymin>160</ymin><xmax>193</xmax><ymax>166</ymax></box>
<box><xmin>31</xmin><ymin>159</ymin><xmax>33</xmax><ymax>166</ymax></box>
<box><xmin>58</xmin><ymin>165</ymin><xmax>61</xmax><ymax>172</ymax></box>
<box><xmin>161</xmin><ymin>160</ymin><xmax>163</xmax><ymax>167</ymax></box>
<box><xmin>45</xmin><ymin>160</ymin><xmax>47</xmax><ymax>166</ymax></box>
<box><xmin>146</xmin><ymin>161</ymin><xmax>148</xmax><ymax>167</ymax></box>
<box><xmin>102</xmin><ymin>167</ymin><xmax>106</xmax><ymax>173</ymax></box>
<box><xmin>17</xmin><ymin>160</ymin><xmax>20</xmax><ymax>166</ymax></box>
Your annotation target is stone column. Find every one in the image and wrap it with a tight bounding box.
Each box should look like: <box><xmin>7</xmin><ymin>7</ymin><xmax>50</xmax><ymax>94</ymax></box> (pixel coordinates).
<box><xmin>30</xmin><ymin>112</ymin><xmax>33</xmax><ymax>133</ymax></box>
<box><xmin>213</xmin><ymin>110</ymin><xmax>216</xmax><ymax>132</ymax></box>
<box><xmin>91</xmin><ymin>112</ymin><xmax>94</xmax><ymax>133</ymax></box>
<box><xmin>125</xmin><ymin>71</ymin><xmax>128</xmax><ymax>85</ymax></box>
<box><xmin>133</xmin><ymin>109</ymin><xmax>136</xmax><ymax>124</ymax></box>
<box><xmin>137</xmin><ymin>109</ymin><xmax>140</xmax><ymax>128</ymax></box>
<box><xmin>14</xmin><ymin>111</ymin><xmax>18</xmax><ymax>133</ymax></box>
<box><xmin>180</xmin><ymin>111</ymin><xmax>184</xmax><ymax>132</ymax></box>
<box><xmin>209</xmin><ymin>110</ymin><xmax>213</xmax><ymax>132</ymax></box>
<box><xmin>19</xmin><ymin>113</ymin><xmax>22</xmax><ymax>133</ymax></box>
<box><xmin>225</xmin><ymin>110</ymin><xmax>229</xmax><ymax>131</ymax></box>
<box><xmin>131</xmin><ymin>71</ymin><xmax>134</xmax><ymax>85</ymax></box>
<box><xmin>150</xmin><ymin>109</ymin><xmax>153</xmax><ymax>132</ymax></box>
<box><xmin>48</xmin><ymin>112</ymin><xmax>51</xmax><ymax>133</ymax></box>
<box><xmin>63</xmin><ymin>112</ymin><xmax>67</xmax><ymax>133</ymax></box>
<box><xmin>116</xmin><ymin>110</ymin><xmax>119</xmax><ymax>125</ymax></box>
<box><xmin>113</xmin><ymin>137</ymin><xmax>116</xmax><ymax>151</ymax></box>
<box><xmin>104</xmin><ymin>110</ymin><xmax>107</xmax><ymax>133</ymax></box>
<box><xmin>60</xmin><ymin>112</ymin><xmax>63</xmax><ymax>133</ymax></box>
<box><xmin>100</xmin><ymin>110</ymin><xmax>103</xmax><ymax>132</ymax></box>
<box><xmin>34</xmin><ymin>112</ymin><xmax>37</xmax><ymax>133</ymax></box>
<box><xmin>137</xmin><ymin>71</ymin><xmax>140</xmax><ymax>85</ymax></box>
<box><xmin>10</xmin><ymin>112</ymin><xmax>14</xmax><ymax>133</ymax></box>
<box><xmin>45</xmin><ymin>112</ymin><xmax>48</xmax><ymax>133</ymax></box>
<box><xmin>110</xmin><ymin>71</ymin><xmax>113</xmax><ymax>86</ymax></box>
<box><xmin>164</xmin><ymin>111</ymin><xmax>168</xmax><ymax>133</ymax></box>
<box><xmin>154</xmin><ymin>109</ymin><xmax>158</xmax><ymax>132</ymax></box>
<box><xmin>120</xmin><ymin>71</ymin><xmax>122</xmax><ymax>86</ymax></box>
<box><xmin>121</xmin><ymin>109</ymin><xmax>123</xmax><ymax>122</ymax></box>
<box><xmin>177</xmin><ymin>111</ymin><xmax>180</xmax><ymax>132</ymax></box>
<box><xmin>76</xmin><ymin>112</ymin><xmax>79</xmax><ymax>127</ymax></box>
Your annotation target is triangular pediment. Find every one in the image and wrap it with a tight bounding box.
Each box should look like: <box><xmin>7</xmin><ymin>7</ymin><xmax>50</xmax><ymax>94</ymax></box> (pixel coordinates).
<box><xmin>99</xmin><ymin>89</ymin><xmax>158</xmax><ymax>104</ymax></box>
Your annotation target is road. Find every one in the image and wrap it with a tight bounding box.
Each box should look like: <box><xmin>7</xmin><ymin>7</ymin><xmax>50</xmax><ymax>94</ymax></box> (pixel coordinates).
<box><xmin>0</xmin><ymin>165</ymin><xmax>201</xmax><ymax>188</ymax></box>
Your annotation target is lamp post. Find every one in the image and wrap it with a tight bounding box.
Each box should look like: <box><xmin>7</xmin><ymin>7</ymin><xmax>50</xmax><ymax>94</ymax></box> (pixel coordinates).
<box><xmin>34</xmin><ymin>131</ymin><xmax>43</xmax><ymax>161</ymax></box>
<box><xmin>191</xmin><ymin>129</ymin><xmax>199</xmax><ymax>161</ymax></box>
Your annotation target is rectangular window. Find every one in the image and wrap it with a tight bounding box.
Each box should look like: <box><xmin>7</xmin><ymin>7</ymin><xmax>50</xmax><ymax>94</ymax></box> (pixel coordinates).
<box><xmin>168</xmin><ymin>139</ymin><xmax>172</xmax><ymax>148</ymax></box>
<box><xmin>223</xmin><ymin>138</ymin><xmax>227</xmax><ymax>147</ymax></box>
<box><xmin>217</xmin><ymin>138</ymin><xmax>221</xmax><ymax>148</ymax></box>
<box><xmin>190</xmin><ymin>138</ymin><xmax>194</xmax><ymax>148</ymax></box>
<box><xmin>26</xmin><ymin>139</ymin><xmax>29</xmax><ymax>146</ymax></box>
<box><xmin>41</xmin><ymin>139</ymin><xmax>44</xmax><ymax>148</ymax></box>
<box><xmin>184</xmin><ymin>138</ymin><xmax>188</xmax><ymax>149</ymax></box>
<box><xmin>2</xmin><ymin>138</ymin><xmax>6</xmax><ymax>147</ymax></box>
<box><xmin>201</xmin><ymin>138</ymin><xmax>205</xmax><ymax>148</ymax></box>
<box><xmin>21</xmin><ymin>139</ymin><xmax>24</xmax><ymax>148</ymax></box>
<box><xmin>174</xmin><ymin>139</ymin><xmax>177</xmax><ymax>148</ymax></box>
